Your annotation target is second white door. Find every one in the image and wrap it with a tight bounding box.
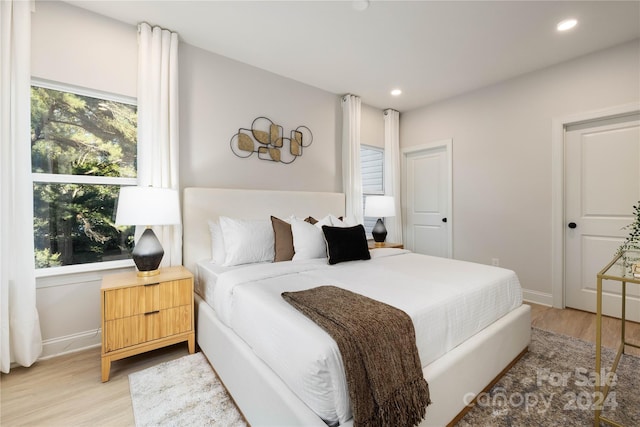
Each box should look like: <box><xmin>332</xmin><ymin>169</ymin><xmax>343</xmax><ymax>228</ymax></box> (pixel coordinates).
<box><xmin>403</xmin><ymin>141</ymin><xmax>452</xmax><ymax>258</ymax></box>
<box><xmin>565</xmin><ymin>114</ymin><xmax>640</xmax><ymax>321</ymax></box>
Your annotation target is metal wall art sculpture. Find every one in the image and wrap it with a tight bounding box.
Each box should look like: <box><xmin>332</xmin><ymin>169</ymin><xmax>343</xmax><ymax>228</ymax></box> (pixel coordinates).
<box><xmin>230</xmin><ymin>117</ymin><xmax>313</xmax><ymax>164</ymax></box>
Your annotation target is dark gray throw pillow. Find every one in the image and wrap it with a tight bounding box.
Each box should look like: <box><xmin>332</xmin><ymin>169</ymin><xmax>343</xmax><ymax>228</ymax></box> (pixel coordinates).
<box><xmin>322</xmin><ymin>224</ymin><xmax>371</xmax><ymax>265</ymax></box>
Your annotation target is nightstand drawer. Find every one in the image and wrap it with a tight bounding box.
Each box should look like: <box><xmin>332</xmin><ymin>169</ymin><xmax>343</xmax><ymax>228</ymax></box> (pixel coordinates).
<box><xmin>103</xmin><ymin>278</ymin><xmax>192</xmax><ymax>321</ymax></box>
<box><xmin>103</xmin><ymin>305</ymin><xmax>192</xmax><ymax>352</ymax></box>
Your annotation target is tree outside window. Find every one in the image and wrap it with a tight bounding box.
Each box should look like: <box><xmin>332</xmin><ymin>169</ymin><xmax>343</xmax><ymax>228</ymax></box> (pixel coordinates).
<box><xmin>31</xmin><ymin>84</ymin><xmax>137</xmax><ymax>269</ymax></box>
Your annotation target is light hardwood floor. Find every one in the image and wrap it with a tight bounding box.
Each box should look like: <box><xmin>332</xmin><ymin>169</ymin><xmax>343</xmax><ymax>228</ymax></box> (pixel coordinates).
<box><xmin>1</xmin><ymin>303</ymin><xmax>638</xmax><ymax>426</ymax></box>
<box><xmin>0</xmin><ymin>343</ymin><xmax>190</xmax><ymax>426</ymax></box>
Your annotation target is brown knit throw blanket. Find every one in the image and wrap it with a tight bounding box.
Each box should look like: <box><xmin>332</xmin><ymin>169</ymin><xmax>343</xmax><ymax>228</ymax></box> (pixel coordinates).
<box><xmin>282</xmin><ymin>286</ymin><xmax>431</xmax><ymax>427</ymax></box>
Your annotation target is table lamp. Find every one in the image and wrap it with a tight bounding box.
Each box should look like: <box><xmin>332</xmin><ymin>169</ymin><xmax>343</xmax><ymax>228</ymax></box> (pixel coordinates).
<box><xmin>364</xmin><ymin>195</ymin><xmax>396</xmax><ymax>246</ymax></box>
<box><xmin>115</xmin><ymin>186</ymin><xmax>181</xmax><ymax>276</ymax></box>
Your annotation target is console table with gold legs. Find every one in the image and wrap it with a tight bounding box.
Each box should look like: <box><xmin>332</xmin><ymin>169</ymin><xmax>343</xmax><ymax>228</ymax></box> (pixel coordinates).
<box><xmin>594</xmin><ymin>253</ymin><xmax>640</xmax><ymax>427</ymax></box>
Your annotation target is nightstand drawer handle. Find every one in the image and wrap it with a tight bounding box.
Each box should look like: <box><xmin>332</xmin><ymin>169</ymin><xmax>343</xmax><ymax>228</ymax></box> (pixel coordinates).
<box><xmin>144</xmin><ymin>310</ymin><xmax>160</xmax><ymax>315</ymax></box>
<box><xmin>144</xmin><ymin>282</ymin><xmax>160</xmax><ymax>286</ymax></box>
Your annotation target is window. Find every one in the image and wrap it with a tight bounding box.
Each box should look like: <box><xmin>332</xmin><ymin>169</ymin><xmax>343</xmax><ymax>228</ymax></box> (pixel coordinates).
<box><xmin>360</xmin><ymin>145</ymin><xmax>384</xmax><ymax>236</ymax></box>
<box><xmin>31</xmin><ymin>82</ymin><xmax>137</xmax><ymax>270</ymax></box>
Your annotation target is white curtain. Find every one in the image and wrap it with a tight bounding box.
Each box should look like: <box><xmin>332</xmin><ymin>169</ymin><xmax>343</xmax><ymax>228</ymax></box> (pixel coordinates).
<box><xmin>137</xmin><ymin>22</ymin><xmax>181</xmax><ymax>267</ymax></box>
<box><xmin>0</xmin><ymin>0</ymin><xmax>43</xmax><ymax>373</ymax></box>
<box><xmin>384</xmin><ymin>109</ymin><xmax>403</xmax><ymax>243</ymax></box>
<box><xmin>341</xmin><ymin>94</ymin><xmax>364</xmax><ymax>224</ymax></box>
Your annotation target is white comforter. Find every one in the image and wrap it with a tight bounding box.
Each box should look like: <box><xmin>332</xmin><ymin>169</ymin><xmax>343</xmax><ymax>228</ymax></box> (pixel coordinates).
<box><xmin>200</xmin><ymin>249</ymin><xmax>523</xmax><ymax>425</ymax></box>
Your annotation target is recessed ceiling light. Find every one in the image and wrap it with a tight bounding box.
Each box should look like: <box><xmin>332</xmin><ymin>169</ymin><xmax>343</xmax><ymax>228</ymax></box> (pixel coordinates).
<box><xmin>557</xmin><ymin>18</ymin><xmax>578</xmax><ymax>32</ymax></box>
<box><xmin>391</xmin><ymin>89</ymin><xmax>402</xmax><ymax>96</ymax></box>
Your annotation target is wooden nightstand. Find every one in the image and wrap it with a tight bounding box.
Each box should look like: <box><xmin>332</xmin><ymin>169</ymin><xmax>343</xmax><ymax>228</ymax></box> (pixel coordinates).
<box><xmin>368</xmin><ymin>241</ymin><xmax>404</xmax><ymax>249</ymax></box>
<box><xmin>100</xmin><ymin>265</ymin><xmax>195</xmax><ymax>382</ymax></box>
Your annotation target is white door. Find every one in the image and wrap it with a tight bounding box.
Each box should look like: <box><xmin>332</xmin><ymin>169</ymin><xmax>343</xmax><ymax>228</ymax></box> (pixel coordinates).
<box><xmin>403</xmin><ymin>140</ymin><xmax>452</xmax><ymax>257</ymax></box>
<box><xmin>565</xmin><ymin>114</ymin><xmax>640</xmax><ymax>321</ymax></box>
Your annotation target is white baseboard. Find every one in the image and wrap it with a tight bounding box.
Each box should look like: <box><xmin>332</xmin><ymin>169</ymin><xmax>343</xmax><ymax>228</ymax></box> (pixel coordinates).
<box><xmin>40</xmin><ymin>329</ymin><xmax>102</xmax><ymax>360</ymax></box>
<box><xmin>522</xmin><ymin>288</ymin><xmax>553</xmax><ymax>307</ymax></box>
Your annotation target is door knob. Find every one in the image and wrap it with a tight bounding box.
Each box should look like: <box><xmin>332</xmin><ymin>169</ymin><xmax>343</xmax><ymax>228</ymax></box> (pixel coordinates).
<box><xmin>568</xmin><ymin>222</ymin><xmax>577</xmax><ymax>229</ymax></box>
<box><xmin>442</xmin><ymin>218</ymin><xmax>447</xmax><ymax>223</ymax></box>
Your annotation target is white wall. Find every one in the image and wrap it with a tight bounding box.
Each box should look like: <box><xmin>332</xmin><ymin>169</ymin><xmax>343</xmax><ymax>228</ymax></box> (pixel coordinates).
<box><xmin>361</xmin><ymin>103</ymin><xmax>384</xmax><ymax>149</ymax></box>
<box><xmin>400</xmin><ymin>39</ymin><xmax>640</xmax><ymax>305</ymax></box>
<box><xmin>178</xmin><ymin>44</ymin><xmax>386</xmax><ymax>190</ymax></box>
<box><xmin>180</xmin><ymin>43</ymin><xmax>342</xmax><ymax>192</ymax></box>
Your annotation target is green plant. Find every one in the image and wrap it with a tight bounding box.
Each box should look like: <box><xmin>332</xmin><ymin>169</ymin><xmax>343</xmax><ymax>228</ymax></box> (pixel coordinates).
<box><xmin>34</xmin><ymin>248</ymin><xmax>61</xmax><ymax>268</ymax></box>
<box><xmin>617</xmin><ymin>201</ymin><xmax>640</xmax><ymax>255</ymax></box>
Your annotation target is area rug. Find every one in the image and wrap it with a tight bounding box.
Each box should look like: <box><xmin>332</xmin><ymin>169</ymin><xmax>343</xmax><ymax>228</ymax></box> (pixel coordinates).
<box><xmin>129</xmin><ymin>330</ymin><xmax>639</xmax><ymax>427</ymax></box>
<box><xmin>129</xmin><ymin>352</ymin><xmax>246</xmax><ymax>427</ymax></box>
<box><xmin>456</xmin><ymin>328</ymin><xmax>640</xmax><ymax>426</ymax></box>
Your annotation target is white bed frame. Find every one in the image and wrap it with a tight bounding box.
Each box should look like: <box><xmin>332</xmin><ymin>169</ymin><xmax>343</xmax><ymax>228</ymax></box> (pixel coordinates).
<box><xmin>183</xmin><ymin>187</ymin><xmax>531</xmax><ymax>427</ymax></box>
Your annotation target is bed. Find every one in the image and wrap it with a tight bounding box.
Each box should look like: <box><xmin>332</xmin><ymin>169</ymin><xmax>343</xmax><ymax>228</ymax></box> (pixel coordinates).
<box><xmin>182</xmin><ymin>187</ymin><xmax>531</xmax><ymax>427</ymax></box>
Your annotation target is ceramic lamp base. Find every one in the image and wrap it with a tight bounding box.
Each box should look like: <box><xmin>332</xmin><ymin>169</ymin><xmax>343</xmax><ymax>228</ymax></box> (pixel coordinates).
<box><xmin>371</xmin><ymin>218</ymin><xmax>387</xmax><ymax>244</ymax></box>
<box><xmin>132</xmin><ymin>227</ymin><xmax>164</xmax><ymax>275</ymax></box>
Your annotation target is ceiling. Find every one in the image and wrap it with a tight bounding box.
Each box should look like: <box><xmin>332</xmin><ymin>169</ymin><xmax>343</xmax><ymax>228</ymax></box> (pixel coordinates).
<box><xmin>65</xmin><ymin>0</ymin><xmax>640</xmax><ymax>112</ymax></box>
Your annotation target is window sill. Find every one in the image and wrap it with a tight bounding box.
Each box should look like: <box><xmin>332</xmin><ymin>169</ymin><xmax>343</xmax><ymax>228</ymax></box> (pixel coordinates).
<box><xmin>35</xmin><ymin>259</ymin><xmax>135</xmax><ymax>289</ymax></box>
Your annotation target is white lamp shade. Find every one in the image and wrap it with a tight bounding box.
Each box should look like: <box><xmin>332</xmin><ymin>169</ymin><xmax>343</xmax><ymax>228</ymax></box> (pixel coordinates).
<box><xmin>115</xmin><ymin>186</ymin><xmax>181</xmax><ymax>226</ymax></box>
<box><xmin>364</xmin><ymin>195</ymin><xmax>396</xmax><ymax>218</ymax></box>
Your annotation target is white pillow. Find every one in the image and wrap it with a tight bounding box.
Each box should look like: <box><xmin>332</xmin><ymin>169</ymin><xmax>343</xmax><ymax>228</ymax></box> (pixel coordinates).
<box><xmin>329</xmin><ymin>214</ymin><xmax>358</xmax><ymax>227</ymax></box>
<box><xmin>219</xmin><ymin>217</ymin><xmax>275</xmax><ymax>266</ymax></box>
<box><xmin>207</xmin><ymin>220</ymin><xmax>226</xmax><ymax>264</ymax></box>
<box><xmin>291</xmin><ymin>216</ymin><xmax>332</xmax><ymax>261</ymax></box>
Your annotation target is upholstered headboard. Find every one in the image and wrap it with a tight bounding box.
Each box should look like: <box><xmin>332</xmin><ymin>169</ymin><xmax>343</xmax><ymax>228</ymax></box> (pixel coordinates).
<box><xmin>182</xmin><ymin>187</ymin><xmax>345</xmax><ymax>272</ymax></box>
